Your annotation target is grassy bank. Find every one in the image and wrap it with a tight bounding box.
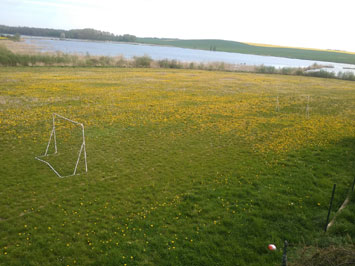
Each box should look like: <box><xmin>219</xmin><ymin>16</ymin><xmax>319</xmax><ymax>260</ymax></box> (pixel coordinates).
<box><xmin>136</xmin><ymin>38</ymin><xmax>355</xmax><ymax>65</ymax></box>
<box><xmin>0</xmin><ymin>68</ymin><xmax>354</xmax><ymax>265</ymax></box>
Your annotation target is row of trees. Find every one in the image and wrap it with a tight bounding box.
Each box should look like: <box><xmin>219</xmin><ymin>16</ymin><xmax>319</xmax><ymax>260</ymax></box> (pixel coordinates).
<box><xmin>0</xmin><ymin>25</ymin><xmax>136</xmax><ymax>42</ymax></box>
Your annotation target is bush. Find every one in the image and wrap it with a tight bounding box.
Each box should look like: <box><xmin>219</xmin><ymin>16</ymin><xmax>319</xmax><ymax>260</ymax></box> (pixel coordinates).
<box><xmin>306</xmin><ymin>70</ymin><xmax>336</xmax><ymax>79</ymax></box>
<box><xmin>337</xmin><ymin>71</ymin><xmax>355</xmax><ymax>81</ymax></box>
<box><xmin>7</xmin><ymin>33</ymin><xmax>21</xmax><ymax>42</ymax></box>
<box><xmin>295</xmin><ymin>69</ymin><xmax>305</xmax><ymax>75</ymax></box>
<box><xmin>281</xmin><ymin>67</ymin><xmax>293</xmax><ymax>75</ymax></box>
<box><xmin>133</xmin><ymin>55</ymin><xmax>152</xmax><ymax>68</ymax></box>
<box><xmin>158</xmin><ymin>59</ymin><xmax>183</xmax><ymax>69</ymax></box>
<box><xmin>0</xmin><ymin>45</ymin><xmax>17</xmax><ymax>66</ymax></box>
<box><xmin>256</xmin><ymin>65</ymin><xmax>276</xmax><ymax>74</ymax></box>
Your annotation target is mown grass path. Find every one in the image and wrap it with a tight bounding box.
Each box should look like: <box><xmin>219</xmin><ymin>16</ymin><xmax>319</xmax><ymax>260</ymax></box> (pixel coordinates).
<box><xmin>0</xmin><ymin>68</ymin><xmax>354</xmax><ymax>265</ymax></box>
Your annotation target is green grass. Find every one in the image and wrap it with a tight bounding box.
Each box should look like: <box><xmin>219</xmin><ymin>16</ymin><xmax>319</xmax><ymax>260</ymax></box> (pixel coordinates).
<box><xmin>0</xmin><ymin>67</ymin><xmax>354</xmax><ymax>265</ymax></box>
<box><xmin>136</xmin><ymin>38</ymin><xmax>355</xmax><ymax>65</ymax></box>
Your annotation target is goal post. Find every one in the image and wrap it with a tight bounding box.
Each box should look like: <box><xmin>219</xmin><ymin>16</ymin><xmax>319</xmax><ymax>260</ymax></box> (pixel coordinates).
<box><xmin>35</xmin><ymin>113</ymin><xmax>88</xmax><ymax>178</ymax></box>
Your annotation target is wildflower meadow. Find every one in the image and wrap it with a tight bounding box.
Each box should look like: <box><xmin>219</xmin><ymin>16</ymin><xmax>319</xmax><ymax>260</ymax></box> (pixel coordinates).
<box><xmin>0</xmin><ymin>67</ymin><xmax>354</xmax><ymax>265</ymax></box>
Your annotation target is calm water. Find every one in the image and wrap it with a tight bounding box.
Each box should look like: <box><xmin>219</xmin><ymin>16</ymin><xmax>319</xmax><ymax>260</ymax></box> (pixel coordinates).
<box><xmin>25</xmin><ymin>36</ymin><xmax>355</xmax><ymax>74</ymax></box>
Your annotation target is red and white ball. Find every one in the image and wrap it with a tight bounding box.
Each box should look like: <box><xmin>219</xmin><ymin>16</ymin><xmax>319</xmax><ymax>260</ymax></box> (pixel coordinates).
<box><xmin>268</xmin><ymin>244</ymin><xmax>276</xmax><ymax>251</ymax></box>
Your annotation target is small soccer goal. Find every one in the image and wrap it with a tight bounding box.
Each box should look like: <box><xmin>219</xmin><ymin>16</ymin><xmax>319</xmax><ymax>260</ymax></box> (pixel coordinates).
<box><xmin>35</xmin><ymin>113</ymin><xmax>88</xmax><ymax>178</ymax></box>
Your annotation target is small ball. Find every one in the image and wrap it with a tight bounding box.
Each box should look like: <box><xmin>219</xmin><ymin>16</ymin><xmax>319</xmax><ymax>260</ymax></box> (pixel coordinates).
<box><xmin>268</xmin><ymin>244</ymin><xmax>276</xmax><ymax>251</ymax></box>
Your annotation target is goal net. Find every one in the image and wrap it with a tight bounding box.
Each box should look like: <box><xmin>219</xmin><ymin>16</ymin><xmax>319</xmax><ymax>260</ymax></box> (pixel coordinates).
<box><xmin>35</xmin><ymin>113</ymin><xmax>88</xmax><ymax>178</ymax></box>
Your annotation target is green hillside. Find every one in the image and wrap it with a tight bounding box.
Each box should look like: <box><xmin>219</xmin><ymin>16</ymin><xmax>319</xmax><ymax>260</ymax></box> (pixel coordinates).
<box><xmin>137</xmin><ymin>38</ymin><xmax>355</xmax><ymax>65</ymax></box>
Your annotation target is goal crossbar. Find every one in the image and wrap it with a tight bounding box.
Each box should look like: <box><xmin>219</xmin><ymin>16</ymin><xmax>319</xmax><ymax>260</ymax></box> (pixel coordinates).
<box><xmin>35</xmin><ymin>113</ymin><xmax>88</xmax><ymax>178</ymax></box>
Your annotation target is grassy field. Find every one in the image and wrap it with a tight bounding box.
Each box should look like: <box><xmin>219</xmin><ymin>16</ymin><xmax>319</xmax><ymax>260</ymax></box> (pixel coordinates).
<box><xmin>136</xmin><ymin>38</ymin><xmax>355</xmax><ymax>65</ymax></box>
<box><xmin>0</xmin><ymin>67</ymin><xmax>354</xmax><ymax>265</ymax></box>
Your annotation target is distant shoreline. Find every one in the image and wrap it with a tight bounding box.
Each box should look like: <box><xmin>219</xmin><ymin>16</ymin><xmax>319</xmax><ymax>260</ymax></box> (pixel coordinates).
<box><xmin>2</xmin><ymin>34</ymin><xmax>354</xmax><ymax>65</ymax></box>
<box><xmin>1</xmin><ymin>39</ymin><xmax>354</xmax><ymax>81</ymax></box>
<box><xmin>1</xmin><ymin>24</ymin><xmax>355</xmax><ymax>64</ymax></box>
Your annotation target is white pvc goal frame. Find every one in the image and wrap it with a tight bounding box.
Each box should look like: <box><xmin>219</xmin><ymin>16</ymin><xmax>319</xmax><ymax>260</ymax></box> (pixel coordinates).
<box><xmin>35</xmin><ymin>113</ymin><xmax>88</xmax><ymax>178</ymax></box>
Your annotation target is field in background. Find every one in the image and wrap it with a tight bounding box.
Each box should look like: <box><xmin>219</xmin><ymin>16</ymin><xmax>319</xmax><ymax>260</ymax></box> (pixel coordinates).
<box><xmin>136</xmin><ymin>38</ymin><xmax>355</xmax><ymax>65</ymax></box>
<box><xmin>243</xmin><ymin>42</ymin><xmax>355</xmax><ymax>55</ymax></box>
<box><xmin>0</xmin><ymin>68</ymin><xmax>354</xmax><ymax>265</ymax></box>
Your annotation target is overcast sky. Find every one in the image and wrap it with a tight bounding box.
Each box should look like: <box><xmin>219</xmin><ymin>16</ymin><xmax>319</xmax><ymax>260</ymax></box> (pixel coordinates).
<box><xmin>1</xmin><ymin>0</ymin><xmax>354</xmax><ymax>52</ymax></box>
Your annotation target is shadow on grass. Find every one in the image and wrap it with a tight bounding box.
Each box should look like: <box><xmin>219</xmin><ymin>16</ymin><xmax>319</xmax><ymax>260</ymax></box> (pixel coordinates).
<box><xmin>287</xmin><ymin>137</ymin><xmax>355</xmax><ymax>265</ymax></box>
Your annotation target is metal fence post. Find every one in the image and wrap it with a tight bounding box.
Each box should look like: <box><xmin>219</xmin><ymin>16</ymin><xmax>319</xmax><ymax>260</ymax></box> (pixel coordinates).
<box><xmin>282</xmin><ymin>240</ymin><xmax>288</xmax><ymax>266</ymax></box>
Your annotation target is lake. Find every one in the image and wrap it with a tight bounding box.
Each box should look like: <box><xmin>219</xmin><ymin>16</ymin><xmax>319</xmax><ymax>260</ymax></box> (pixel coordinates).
<box><xmin>24</xmin><ymin>36</ymin><xmax>355</xmax><ymax>74</ymax></box>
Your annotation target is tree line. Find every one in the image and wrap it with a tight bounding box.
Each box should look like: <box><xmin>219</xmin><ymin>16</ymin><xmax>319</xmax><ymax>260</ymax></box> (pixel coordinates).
<box><xmin>0</xmin><ymin>25</ymin><xmax>137</xmax><ymax>42</ymax></box>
